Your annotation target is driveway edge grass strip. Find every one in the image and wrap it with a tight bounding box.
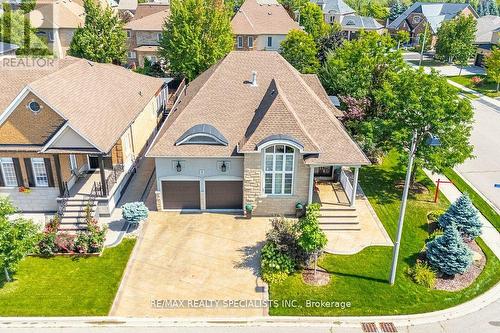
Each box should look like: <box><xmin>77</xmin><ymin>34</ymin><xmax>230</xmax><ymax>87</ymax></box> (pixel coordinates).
<box><xmin>443</xmin><ymin>168</ymin><xmax>500</xmax><ymax>232</ymax></box>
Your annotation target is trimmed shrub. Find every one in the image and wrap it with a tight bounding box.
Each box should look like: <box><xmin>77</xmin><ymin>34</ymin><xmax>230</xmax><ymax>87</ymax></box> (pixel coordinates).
<box><xmin>439</xmin><ymin>193</ymin><xmax>482</xmax><ymax>240</ymax></box>
<box><xmin>122</xmin><ymin>202</ymin><xmax>149</xmax><ymax>224</ymax></box>
<box><xmin>297</xmin><ymin>203</ymin><xmax>327</xmax><ymax>263</ymax></box>
<box><xmin>261</xmin><ymin>242</ymin><xmax>295</xmax><ymax>283</ymax></box>
<box><xmin>55</xmin><ymin>233</ymin><xmax>75</xmax><ymax>253</ymax></box>
<box><xmin>37</xmin><ymin>231</ymin><xmax>57</xmax><ymax>256</ymax></box>
<box><xmin>266</xmin><ymin>216</ymin><xmax>306</xmax><ymax>265</ymax></box>
<box><xmin>407</xmin><ymin>262</ymin><xmax>436</xmax><ymax>288</ymax></box>
<box><xmin>426</xmin><ymin>225</ymin><xmax>473</xmax><ymax>276</ymax></box>
<box><xmin>427</xmin><ymin>210</ymin><xmax>445</xmax><ymax>224</ymax></box>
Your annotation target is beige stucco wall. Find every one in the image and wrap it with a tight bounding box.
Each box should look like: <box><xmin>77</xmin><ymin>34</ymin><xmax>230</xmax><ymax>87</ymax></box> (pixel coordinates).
<box><xmin>243</xmin><ymin>151</ymin><xmax>310</xmax><ymax>216</ymax></box>
<box><xmin>129</xmin><ymin>96</ymin><xmax>159</xmax><ymax>157</ymax></box>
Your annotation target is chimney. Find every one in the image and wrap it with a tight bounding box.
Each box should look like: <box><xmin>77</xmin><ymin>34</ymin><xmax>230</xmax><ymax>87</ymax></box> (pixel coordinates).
<box><xmin>251</xmin><ymin>71</ymin><xmax>257</xmax><ymax>86</ymax></box>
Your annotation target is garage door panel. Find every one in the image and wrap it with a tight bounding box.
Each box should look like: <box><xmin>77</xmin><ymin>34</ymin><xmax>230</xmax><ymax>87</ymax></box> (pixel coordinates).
<box><xmin>206</xmin><ymin>181</ymin><xmax>243</xmax><ymax>209</ymax></box>
<box><xmin>162</xmin><ymin>181</ymin><xmax>200</xmax><ymax>209</ymax></box>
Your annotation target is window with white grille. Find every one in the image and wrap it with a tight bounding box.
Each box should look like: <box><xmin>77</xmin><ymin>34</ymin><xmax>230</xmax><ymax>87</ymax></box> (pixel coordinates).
<box><xmin>31</xmin><ymin>158</ymin><xmax>48</xmax><ymax>187</ymax></box>
<box><xmin>263</xmin><ymin>145</ymin><xmax>294</xmax><ymax>195</ymax></box>
<box><xmin>0</xmin><ymin>158</ymin><xmax>17</xmax><ymax>187</ymax></box>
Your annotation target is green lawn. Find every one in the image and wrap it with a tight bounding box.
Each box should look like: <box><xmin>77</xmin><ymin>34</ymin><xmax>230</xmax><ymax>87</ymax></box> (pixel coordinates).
<box><xmin>269</xmin><ymin>151</ymin><xmax>500</xmax><ymax>316</ymax></box>
<box><xmin>448</xmin><ymin>75</ymin><xmax>500</xmax><ymax>98</ymax></box>
<box><xmin>0</xmin><ymin>238</ymin><xmax>135</xmax><ymax>316</ymax></box>
<box><xmin>444</xmin><ymin>168</ymin><xmax>500</xmax><ymax>232</ymax></box>
<box><xmin>408</xmin><ymin>59</ymin><xmax>447</xmax><ymax>67</ymax></box>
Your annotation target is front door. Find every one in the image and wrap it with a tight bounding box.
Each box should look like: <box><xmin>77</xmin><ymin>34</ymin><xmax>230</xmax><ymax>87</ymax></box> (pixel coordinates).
<box><xmin>314</xmin><ymin>166</ymin><xmax>333</xmax><ymax>177</ymax></box>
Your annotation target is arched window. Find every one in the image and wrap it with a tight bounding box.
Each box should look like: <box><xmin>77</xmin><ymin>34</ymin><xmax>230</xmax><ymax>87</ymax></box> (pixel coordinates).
<box><xmin>263</xmin><ymin>144</ymin><xmax>294</xmax><ymax>195</ymax></box>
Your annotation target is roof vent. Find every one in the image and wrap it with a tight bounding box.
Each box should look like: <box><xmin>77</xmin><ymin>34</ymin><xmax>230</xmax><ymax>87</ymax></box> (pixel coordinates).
<box><xmin>251</xmin><ymin>71</ymin><xmax>257</xmax><ymax>87</ymax></box>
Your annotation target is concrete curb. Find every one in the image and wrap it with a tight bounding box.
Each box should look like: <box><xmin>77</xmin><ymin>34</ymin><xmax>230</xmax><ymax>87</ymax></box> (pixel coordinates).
<box><xmin>0</xmin><ymin>283</ymin><xmax>499</xmax><ymax>328</ymax></box>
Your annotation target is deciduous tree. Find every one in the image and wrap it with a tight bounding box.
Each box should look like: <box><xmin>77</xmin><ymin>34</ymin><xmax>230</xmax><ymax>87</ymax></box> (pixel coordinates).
<box><xmin>280</xmin><ymin>29</ymin><xmax>320</xmax><ymax>74</ymax></box>
<box><xmin>317</xmin><ymin>22</ymin><xmax>344</xmax><ymax>64</ymax></box>
<box><xmin>485</xmin><ymin>48</ymin><xmax>500</xmax><ymax>91</ymax></box>
<box><xmin>435</xmin><ymin>14</ymin><xmax>477</xmax><ymax>72</ymax></box>
<box><xmin>159</xmin><ymin>0</ymin><xmax>233</xmax><ymax>80</ymax></box>
<box><xmin>377</xmin><ymin>67</ymin><xmax>474</xmax><ymax>184</ymax></box>
<box><xmin>0</xmin><ymin>199</ymin><xmax>39</xmax><ymax>282</ymax></box>
<box><xmin>298</xmin><ymin>2</ymin><xmax>330</xmax><ymax>42</ymax></box>
<box><xmin>69</xmin><ymin>0</ymin><xmax>127</xmax><ymax>63</ymax></box>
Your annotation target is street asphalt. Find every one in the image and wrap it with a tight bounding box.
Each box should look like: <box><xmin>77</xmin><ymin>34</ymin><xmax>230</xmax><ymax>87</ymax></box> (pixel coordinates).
<box><xmin>456</xmin><ymin>98</ymin><xmax>500</xmax><ymax>212</ymax></box>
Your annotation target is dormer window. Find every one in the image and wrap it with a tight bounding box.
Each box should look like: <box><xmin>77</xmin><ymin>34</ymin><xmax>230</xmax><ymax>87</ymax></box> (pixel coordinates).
<box><xmin>413</xmin><ymin>16</ymin><xmax>421</xmax><ymax>24</ymax></box>
<box><xmin>175</xmin><ymin>124</ymin><xmax>228</xmax><ymax>146</ymax></box>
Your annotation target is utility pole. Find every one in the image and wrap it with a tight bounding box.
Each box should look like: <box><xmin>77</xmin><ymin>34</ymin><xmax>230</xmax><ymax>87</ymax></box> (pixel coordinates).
<box><xmin>418</xmin><ymin>25</ymin><xmax>428</xmax><ymax>67</ymax></box>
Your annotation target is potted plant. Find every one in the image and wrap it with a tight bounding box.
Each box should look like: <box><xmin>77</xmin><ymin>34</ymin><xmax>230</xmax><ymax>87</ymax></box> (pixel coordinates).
<box><xmin>245</xmin><ymin>203</ymin><xmax>253</xmax><ymax>219</ymax></box>
<box><xmin>295</xmin><ymin>202</ymin><xmax>304</xmax><ymax>218</ymax></box>
<box><xmin>18</xmin><ymin>186</ymin><xmax>31</xmax><ymax>194</ymax></box>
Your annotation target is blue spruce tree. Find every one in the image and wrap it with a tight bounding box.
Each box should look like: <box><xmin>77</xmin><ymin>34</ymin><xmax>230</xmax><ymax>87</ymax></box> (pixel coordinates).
<box><xmin>484</xmin><ymin>0</ymin><xmax>491</xmax><ymax>15</ymax></box>
<box><xmin>489</xmin><ymin>0</ymin><xmax>499</xmax><ymax>16</ymax></box>
<box><xmin>438</xmin><ymin>193</ymin><xmax>482</xmax><ymax>240</ymax></box>
<box><xmin>426</xmin><ymin>225</ymin><xmax>473</xmax><ymax>276</ymax></box>
<box><xmin>389</xmin><ymin>0</ymin><xmax>405</xmax><ymax>21</ymax></box>
<box><xmin>477</xmin><ymin>1</ymin><xmax>484</xmax><ymax>16</ymax></box>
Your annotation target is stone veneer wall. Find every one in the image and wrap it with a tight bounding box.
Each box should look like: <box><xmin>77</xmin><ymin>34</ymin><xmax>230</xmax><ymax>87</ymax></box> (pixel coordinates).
<box><xmin>243</xmin><ymin>152</ymin><xmax>310</xmax><ymax>216</ymax></box>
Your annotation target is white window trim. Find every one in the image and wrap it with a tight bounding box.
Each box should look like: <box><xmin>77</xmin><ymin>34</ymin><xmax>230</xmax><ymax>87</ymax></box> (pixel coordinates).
<box><xmin>47</xmin><ymin>31</ymin><xmax>55</xmax><ymax>42</ymax></box>
<box><xmin>156</xmin><ymin>32</ymin><xmax>162</xmax><ymax>41</ymax></box>
<box><xmin>69</xmin><ymin>154</ymin><xmax>78</xmax><ymax>172</ymax></box>
<box><xmin>263</xmin><ymin>145</ymin><xmax>295</xmax><ymax>196</ymax></box>
<box><xmin>31</xmin><ymin>158</ymin><xmax>49</xmax><ymax>187</ymax></box>
<box><xmin>128</xmin><ymin>51</ymin><xmax>137</xmax><ymax>59</ymax></box>
<box><xmin>237</xmin><ymin>36</ymin><xmax>243</xmax><ymax>48</ymax></box>
<box><xmin>0</xmin><ymin>158</ymin><xmax>18</xmax><ymax>187</ymax></box>
<box><xmin>175</xmin><ymin>133</ymin><xmax>227</xmax><ymax>146</ymax></box>
<box><xmin>248</xmin><ymin>36</ymin><xmax>254</xmax><ymax>49</ymax></box>
<box><xmin>267</xmin><ymin>36</ymin><xmax>273</xmax><ymax>48</ymax></box>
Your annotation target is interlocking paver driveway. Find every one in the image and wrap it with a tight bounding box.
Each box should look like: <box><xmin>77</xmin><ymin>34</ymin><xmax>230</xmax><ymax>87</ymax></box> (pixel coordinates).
<box><xmin>110</xmin><ymin>212</ymin><xmax>270</xmax><ymax>317</ymax></box>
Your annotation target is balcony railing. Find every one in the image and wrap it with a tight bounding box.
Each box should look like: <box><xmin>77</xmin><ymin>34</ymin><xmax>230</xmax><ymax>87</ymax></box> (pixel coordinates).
<box><xmin>95</xmin><ymin>164</ymin><xmax>124</xmax><ymax>197</ymax></box>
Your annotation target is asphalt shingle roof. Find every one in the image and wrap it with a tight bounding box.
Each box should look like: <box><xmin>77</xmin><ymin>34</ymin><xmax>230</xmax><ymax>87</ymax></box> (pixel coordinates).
<box><xmin>341</xmin><ymin>15</ymin><xmax>384</xmax><ymax>30</ymax></box>
<box><xmin>148</xmin><ymin>51</ymin><xmax>369</xmax><ymax>166</ymax></box>
<box><xmin>310</xmin><ymin>0</ymin><xmax>355</xmax><ymax>15</ymax></box>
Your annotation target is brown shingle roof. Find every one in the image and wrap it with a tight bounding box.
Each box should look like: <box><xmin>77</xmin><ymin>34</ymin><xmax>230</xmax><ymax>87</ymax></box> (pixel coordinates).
<box><xmin>231</xmin><ymin>0</ymin><xmax>300</xmax><ymax>35</ymax></box>
<box><xmin>0</xmin><ymin>57</ymin><xmax>165</xmax><ymax>153</ymax></box>
<box><xmin>125</xmin><ymin>5</ymin><xmax>170</xmax><ymax>31</ymax></box>
<box><xmin>148</xmin><ymin>51</ymin><xmax>369</xmax><ymax>166</ymax></box>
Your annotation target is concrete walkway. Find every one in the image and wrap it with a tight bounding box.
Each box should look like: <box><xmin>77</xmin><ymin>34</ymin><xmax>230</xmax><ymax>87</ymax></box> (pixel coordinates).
<box><xmin>424</xmin><ymin>169</ymin><xmax>500</xmax><ymax>258</ymax></box>
<box><xmin>447</xmin><ymin>79</ymin><xmax>500</xmax><ymax>111</ymax></box>
<box><xmin>101</xmin><ymin>157</ymin><xmax>156</xmax><ymax>247</ymax></box>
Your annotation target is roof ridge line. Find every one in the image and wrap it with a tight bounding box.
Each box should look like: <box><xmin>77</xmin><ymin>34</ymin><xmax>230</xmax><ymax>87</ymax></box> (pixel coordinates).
<box><xmin>271</xmin><ymin>79</ymin><xmax>320</xmax><ymax>151</ymax></box>
<box><xmin>240</xmin><ymin>7</ymin><xmax>257</xmax><ymax>33</ymax></box>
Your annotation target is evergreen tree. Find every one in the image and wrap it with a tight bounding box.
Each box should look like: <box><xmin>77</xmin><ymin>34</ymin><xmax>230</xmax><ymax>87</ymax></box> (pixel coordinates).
<box><xmin>159</xmin><ymin>0</ymin><xmax>233</xmax><ymax>80</ymax></box>
<box><xmin>477</xmin><ymin>1</ymin><xmax>484</xmax><ymax>16</ymax></box>
<box><xmin>69</xmin><ymin>0</ymin><xmax>127</xmax><ymax>63</ymax></box>
<box><xmin>389</xmin><ymin>0</ymin><xmax>405</xmax><ymax>21</ymax></box>
<box><xmin>484</xmin><ymin>0</ymin><xmax>491</xmax><ymax>15</ymax></box>
<box><xmin>488</xmin><ymin>0</ymin><xmax>499</xmax><ymax>16</ymax></box>
<box><xmin>317</xmin><ymin>22</ymin><xmax>344</xmax><ymax>64</ymax></box>
<box><xmin>438</xmin><ymin>193</ymin><xmax>483</xmax><ymax>240</ymax></box>
<box><xmin>426</xmin><ymin>225</ymin><xmax>473</xmax><ymax>276</ymax></box>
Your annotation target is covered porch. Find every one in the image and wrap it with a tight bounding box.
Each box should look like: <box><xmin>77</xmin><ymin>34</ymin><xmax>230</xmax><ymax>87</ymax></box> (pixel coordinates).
<box><xmin>307</xmin><ymin>165</ymin><xmax>392</xmax><ymax>254</ymax></box>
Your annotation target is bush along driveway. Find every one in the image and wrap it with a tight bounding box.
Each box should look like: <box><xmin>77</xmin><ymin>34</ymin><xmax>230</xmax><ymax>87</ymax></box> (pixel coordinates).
<box><xmin>0</xmin><ymin>238</ymin><xmax>135</xmax><ymax>316</ymax></box>
<box><xmin>268</xmin><ymin>151</ymin><xmax>500</xmax><ymax>316</ymax></box>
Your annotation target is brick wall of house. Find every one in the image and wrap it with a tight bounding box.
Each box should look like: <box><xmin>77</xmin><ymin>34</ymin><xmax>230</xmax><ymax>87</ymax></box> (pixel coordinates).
<box><xmin>234</xmin><ymin>34</ymin><xmax>258</xmax><ymax>51</ymax></box>
<box><xmin>243</xmin><ymin>152</ymin><xmax>310</xmax><ymax>216</ymax></box>
<box><xmin>0</xmin><ymin>93</ymin><xmax>65</xmax><ymax>145</ymax></box>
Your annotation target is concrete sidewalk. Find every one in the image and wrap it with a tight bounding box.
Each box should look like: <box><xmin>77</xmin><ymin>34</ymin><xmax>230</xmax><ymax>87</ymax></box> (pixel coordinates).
<box><xmin>424</xmin><ymin>169</ymin><xmax>500</xmax><ymax>258</ymax></box>
<box><xmin>447</xmin><ymin>79</ymin><xmax>500</xmax><ymax>113</ymax></box>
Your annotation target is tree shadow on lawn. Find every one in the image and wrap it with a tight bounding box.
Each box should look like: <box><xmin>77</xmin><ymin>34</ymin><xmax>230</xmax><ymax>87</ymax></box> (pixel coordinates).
<box><xmin>327</xmin><ymin>270</ymin><xmax>389</xmax><ymax>285</ymax></box>
<box><xmin>361</xmin><ymin>167</ymin><xmax>401</xmax><ymax>205</ymax></box>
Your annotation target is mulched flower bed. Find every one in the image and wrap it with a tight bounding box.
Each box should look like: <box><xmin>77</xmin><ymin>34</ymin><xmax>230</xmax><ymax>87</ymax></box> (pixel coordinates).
<box><xmin>395</xmin><ymin>181</ymin><xmax>429</xmax><ymax>194</ymax></box>
<box><xmin>302</xmin><ymin>268</ymin><xmax>331</xmax><ymax>286</ymax></box>
<box><xmin>434</xmin><ymin>240</ymin><xmax>486</xmax><ymax>292</ymax></box>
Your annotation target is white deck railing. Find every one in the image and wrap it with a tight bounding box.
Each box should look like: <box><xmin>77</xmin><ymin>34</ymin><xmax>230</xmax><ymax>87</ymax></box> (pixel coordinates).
<box><xmin>340</xmin><ymin>168</ymin><xmax>353</xmax><ymax>203</ymax></box>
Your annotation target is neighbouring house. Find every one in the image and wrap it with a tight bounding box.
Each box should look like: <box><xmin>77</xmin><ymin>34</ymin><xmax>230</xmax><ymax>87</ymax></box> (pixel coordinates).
<box><xmin>28</xmin><ymin>0</ymin><xmax>85</xmax><ymax>58</ymax></box>
<box><xmin>117</xmin><ymin>0</ymin><xmax>138</xmax><ymax>17</ymax></box>
<box><xmin>311</xmin><ymin>0</ymin><xmax>384</xmax><ymax>40</ymax></box>
<box><xmin>474</xmin><ymin>15</ymin><xmax>500</xmax><ymax>66</ymax></box>
<box><xmin>125</xmin><ymin>3</ymin><xmax>170</xmax><ymax>67</ymax></box>
<box><xmin>231</xmin><ymin>0</ymin><xmax>301</xmax><ymax>51</ymax></box>
<box><xmin>387</xmin><ymin>2</ymin><xmax>478</xmax><ymax>47</ymax></box>
<box><xmin>147</xmin><ymin>51</ymin><xmax>370</xmax><ymax>215</ymax></box>
<box><xmin>0</xmin><ymin>57</ymin><xmax>171</xmax><ymax>230</ymax></box>
<box><xmin>0</xmin><ymin>42</ymin><xmax>19</xmax><ymax>56</ymax></box>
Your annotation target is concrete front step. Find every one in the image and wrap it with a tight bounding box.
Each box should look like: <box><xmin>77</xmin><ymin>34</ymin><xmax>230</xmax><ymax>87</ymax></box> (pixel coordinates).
<box><xmin>318</xmin><ymin>216</ymin><xmax>359</xmax><ymax>224</ymax></box>
<box><xmin>320</xmin><ymin>225</ymin><xmax>361</xmax><ymax>231</ymax></box>
<box><xmin>58</xmin><ymin>224</ymin><xmax>88</xmax><ymax>231</ymax></box>
<box><xmin>61</xmin><ymin>209</ymin><xmax>94</xmax><ymax>217</ymax></box>
<box><xmin>319</xmin><ymin>204</ymin><xmax>356</xmax><ymax>212</ymax></box>
<box><xmin>319</xmin><ymin>211</ymin><xmax>358</xmax><ymax>218</ymax></box>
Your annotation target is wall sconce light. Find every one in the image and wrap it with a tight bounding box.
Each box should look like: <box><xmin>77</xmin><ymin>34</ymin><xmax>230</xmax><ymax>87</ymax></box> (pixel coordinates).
<box><xmin>221</xmin><ymin>161</ymin><xmax>227</xmax><ymax>173</ymax></box>
<box><xmin>176</xmin><ymin>160</ymin><xmax>182</xmax><ymax>172</ymax></box>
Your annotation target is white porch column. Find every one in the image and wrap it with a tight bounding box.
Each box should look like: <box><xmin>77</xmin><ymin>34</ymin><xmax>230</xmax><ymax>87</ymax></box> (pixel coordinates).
<box><xmin>308</xmin><ymin>166</ymin><xmax>315</xmax><ymax>204</ymax></box>
<box><xmin>350</xmin><ymin>166</ymin><xmax>360</xmax><ymax>207</ymax></box>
